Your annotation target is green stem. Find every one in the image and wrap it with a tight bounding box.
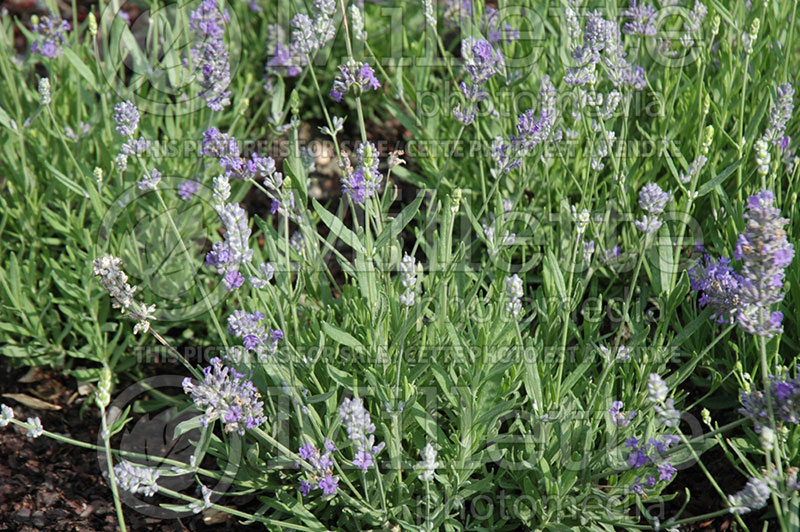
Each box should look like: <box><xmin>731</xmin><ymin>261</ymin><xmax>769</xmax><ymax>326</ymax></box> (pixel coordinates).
<box><xmin>100</xmin><ymin>405</ymin><xmax>128</xmax><ymax>532</ymax></box>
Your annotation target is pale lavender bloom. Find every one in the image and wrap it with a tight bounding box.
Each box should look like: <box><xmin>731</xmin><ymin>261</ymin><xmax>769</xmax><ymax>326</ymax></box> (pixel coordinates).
<box><xmin>114</xmin><ymin>152</ymin><xmax>129</xmax><ymax>174</ymax></box>
<box><xmin>189</xmin><ymin>0</ymin><xmax>232</xmax><ymax>110</ymax></box>
<box><xmin>0</xmin><ymin>404</ymin><xmax>13</xmax><ymax>427</ymax></box>
<box><xmin>202</xmin><ymin>127</ymin><xmax>239</xmax><ymax>158</ymax></box>
<box><xmin>249</xmin><ymin>262</ymin><xmax>275</xmax><ymax>289</ymax></box>
<box><xmin>763</xmin><ymin>83</ymin><xmax>794</xmax><ymax>145</ymax></box>
<box><xmin>647</xmin><ymin>373</ymin><xmax>669</xmax><ymax>403</ymax></box>
<box><xmin>227</xmin><ymin>310</ymin><xmax>283</xmax><ymax>360</ymax></box>
<box><xmin>462</xmin><ymin>37</ymin><xmax>504</xmax><ymax>85</ymax></box>
<box><xmin>739</xmin><ymin>366</ymin><xmax>800</xmax><ymax>432</ymax></box>
<box><xmin>338</xmin><ymin>397</ymin><xmax>385</xmax><ymax>471</ymax></box>
<box><xmin>638</xmin><ymin>183</ymin><xmax>670</xmax><ymax>214</ymax></box>
<box><xmin>583</xmin><ymin>239</ymin><xmax>595</xmax><ymax>262</ymax></box>
<box><xmin>453</xmin><ymin>38</ymin><xmax>504</xmax><ymax>123</ymax></box>
<box><xmin>495</xmin><ymin>76</ymin><xmax>557</xmax><ymax>170</ymax></box>
<box><xmin>297</xmin><ymin>439</ymin><xmax>338</xmax><ymax>496</ymax></box>
<box><xmin>658</xmin><ymin>462</ymin><xmax>677</xmax><ymax>482</ymax></box>
<box><xmin>121</xmin><ymin>137</ymin><xmax>151</xmax><ymax>156</ymax></box>
<box><xmin>679</xmin><ymin>154</ymin><xmax>708</xmax><ymax>184</ymax></box>
<box><xmin>113</xmin><ymin>461</ymin><xmax>160</xmax><ymax>497</ymax></box>
<box><xmin>655</xmin><ymin>398</ymin><xmax>681</xmax><ymax>427</ymax></box>
<box><xmin>728</xmin><ymin>477</ymin><xmax>770</xmax><ymax>514</ymax></box>
<box><xmin>609</xmin><ymin>401</ymin><xmax>637</xmax><ymax>427</ymax></box>
<box><xmin>417</xmin><ymin>443</ymin><xmax>439</xmax><ymax>481</ymax></box>
<box><xmin>26</xmin><ymin>417</ymin><xmax>43</xmax><ymax>439</ymax></box>
<box><xmin>114</xmin><ymin>101</ymin><xmax>140</xmax><ymax>137</ymax></box>
<box><xmin>330</xmin><ymin>62</ymin><xmax>380</xmax><ymax>102</ymax></box>
<box><xmin>318</xmin><ymin>474</ymin><xmax>339</xmax><ymax>495</ymax></box>
<box><xmin>182</xmin><ymin>357</ymin><xmax>267</xmax><ymax>435</ymax></box>
<box><xmin>399</xmin><ymin>254</ymin><xmax>418</xmax><ymax>307</ymax></box>
<box><xmin>38</xmin><ymin>77</ymin><xmax>51</xmax><ymax>105</ymax></box>
<box><xmin>222</xmin><ymin>270</ymin><xmax>244</xmax><ymax>290</ymax></box>
<box><xmin>342</xmin><ymin>142</ymin><xmax>382</xmax><ymax>204</ymax></box>
<box><xmin>634</xmin><ymin>215</ymin><xmax>663</xmax><ymax>233</ymax></box>
<box><xmin>92</xmin><ymin>255</ymin><xmax>137</xmax><ymax>312</ymax></box>
<box><xmin>137</xmin><ymin>168</ymin><xmax>161</xmax><ymax>191</ymax></box>
<box><xmin>178</xmin><ymin>179</ymin><xmax>200</xmax><ymax>200</ymax></box>
<box><xmin>482</xmin><ymin>212</ymin><xmax>516</xmax><ymax>246</ymax></box>
<box><xmin>681</xmin><ymin>1</ymin><xmax>707</xmax><ymax>48</ymax></box>
<box><xmin>689</xmin><ymin>256</ymin><xmax>744</xmax><ymax>324</ymax></box>
<box><xmin>206</xmin><ymin>203</ymin><xmax>254</xmax><ymax>274</ymax></box>
<box><xmin>30</xmin><ymin>12</ymin><xmax>71</xmax><ymax>58</ymax></box>
<box><xmin>734</xmin><ymin>190</ymin><xmax>794</xmax><ymax>336</ymax></box>
<box><xmin>505</xmin><ymin>274</ymin><xmax>523</xmax><ymax>318</ymax></box>
<box><xmin>202</xmin><ymin>128</ymin><xmax>275</xmax><ymax>182</ymax></box>
<box><xmin>189</xmin><ymin>485</ymin><xmax>213</xmax><ymax>513</ymax></box>
<box><xmin>483</xmin><ymin>6</ymin><xmax>519</xmax><ymax>45</ymax></box>
<box><xmin>573</xmin><ymin>9</ymin><xmax>646</xmax><ymax>90</ymax></box>
<box><xmin>212</xmin><ymin>174</ymin><xmax>231</xmax><ymax>204</ymax></box>
<box><xmin>622</xmin><ymin>1</ymin><xmax>656</xmax><ymax>36</ymax></box>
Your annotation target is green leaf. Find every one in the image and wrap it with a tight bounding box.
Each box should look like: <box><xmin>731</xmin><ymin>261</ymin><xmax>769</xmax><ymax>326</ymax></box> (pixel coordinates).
<box><xmin>0</xmin><ymin>105</ymin><xmax>12</xmax><ymax>130</ymax></box>
<box><xmin>696</xmin><ymin>159</ymin><xmax>741</xmax><ymax>197</ymax></box>
<box><xmin>63</xmin><ymin>48</ymin><xmax>97</xmax><ymax>89</ymax></box>
<box><xmin>375</xmin><ymin>189</ymin><xmax>424</xmax><ymax>249</ymax></box>
<box><xmin>321</xmin><ymin>321</ymin><xmax>364</xmax><ymax>351</ymax></box>
<box><xmin>312</xmin><ymin>199</ymin><xmax>364</xmax><ymax>252</ymax></box>
<box><xmin>327</xmin><ymin>365</ymin><xmax>356</xmax><ymax>388</ymax></box>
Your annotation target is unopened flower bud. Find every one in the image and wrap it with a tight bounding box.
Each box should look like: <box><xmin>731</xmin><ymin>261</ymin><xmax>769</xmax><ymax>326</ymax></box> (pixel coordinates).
<box><xmin>97</xmin><ymin>366</ymin><xmax>112</xmax><ymax>408</ymax></box>
<box><xmin>38</xmin><ymin>77</ymin><xmax>51</xmax><ymax>105</ymax></box>
<box><xmin>88</xmin><ymin>12</ymin><xmax>98</xmax><ymax>36</ymax></box>
<box><xmin>701</xmin><ymin>408</ymin><xmax>712</xmax><ymax>427</ymax></box>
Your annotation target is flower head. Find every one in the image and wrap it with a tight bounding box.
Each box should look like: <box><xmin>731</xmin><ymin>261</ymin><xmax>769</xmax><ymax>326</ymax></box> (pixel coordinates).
<box><xmin>178</xmin><ymin>179</ymin><xmax>201</xmax><ymax>200</ymax></box>
<box><xmin>622</xmin><ymin>1</ymin><xmax>656</xmax><ymax>36</ymax></box>
<box><xmin>728</xmin><ymin>477</ymin><xmax>770</xmax><ymax>514</ymax></box>
<box><xmin>114</xmin><ymin>461</ymin><xmax>160</xmax><ymax>497</ymax></box>
<box><xmin>0</xmin><ymin>404</ymin><xmax>13</xmax><ymax>427</ymax></box>
<box><xmin>330</xmin><ymin>62</ymin><xmax>381</xmax><ymax>102</ymax></box>
<box><xmin>26</xmin><ymin>417</ymin><xmax>43</xmax><ymax>439</ymax></box>
<box><xmin>182</xmin><ymin>358</ymin><xmax>267</xmax><ymax>435</ymax></box>
<box><xmin>338</xmin><ymin>397</ymin><xmax>385</xmax><ymax>471</ymax></box>
<box><xmin>417</xmin><ymin>443</ymin><xmax>439</xmax><ymax>482</ymax></box>
<box><xmin>609</xmin><ymin>400</ymin><xmax>637</xmax><ymax>427</ymax></box>
<box><xmin>189</xmin><ymin>0</ymin><xmax>232</xmax><ymax>110</ymax></box>
<box><xmin>505</xmin><ymin>274</ymin><xmax>524</xmax><ymax>318</ymax></box>
<box><xmin>30</xmin><ymin>12</ymin><xmax>71</xmax><ymax>58</ymax></box>
<box><xmin>113</xmin><ymin>101</ymin><xmax>140</xmax><ymax>138</ymax></box>
<box><xmin>638</xmin><ymin>183</ymin><xmax>670</xmax><ymax>214</ymax></box>
<box><xmin>739</xmin><ymin>367</ymin><xmax>800</xmax><ymax>432</ymax></box>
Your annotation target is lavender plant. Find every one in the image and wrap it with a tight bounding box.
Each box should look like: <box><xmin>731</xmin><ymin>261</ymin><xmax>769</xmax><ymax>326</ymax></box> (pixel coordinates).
<box><xmin>1</xmin><ymin>0</ymin><xmax>800</xmax><ymax>530</ymax></box>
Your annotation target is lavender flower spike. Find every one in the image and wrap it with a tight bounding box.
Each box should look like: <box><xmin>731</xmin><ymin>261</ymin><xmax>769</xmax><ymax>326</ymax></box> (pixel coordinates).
<box><xmin>338</xmin><ymin>397</ymin><xmax>385</xmax><ymax>471</ymax></box>
<box><xmin>739</xmin><ymin>366</ymin><xmax>800</xmax><ymax>432</ymax></box>
<box><xmin>0</xmin><ymin>404</ymin><xmax>13</xmax><ymax>427</ymax></box>
<box><xmin>622</xmin><ymin>1</ymin><xmax>656</xmax><ymax>36</ymax></box>
<box><xmin>330</xmin><ymin>61</ymin><xmax>380</xmax><ymax>102</ymax></box>
<box><xmin>182</xmin><ymin>357</ymin><xmax>267</xmax><ymax>435</ymax></box>
<box><xmin>297</xmin><ymin>439</ymin><xmax>338</xmax><ymax>497</ymax></box>
<box><xmin>189</xmin><ymin>0</ymin><xmax>232</xmax><ymax>110</ymax></box>
<box><xmin>417</xmin><ymin>443</ymin><xmax>439</xmax><ymax>481</ymax></box>
<box><xmin>728</xmin><ymin>477</ymin><xmax>770</xmax><ymax>514</ymax></box>
<box><xmin>763</xmin><ymin>83</ymin><xmax>794</xmax><ymax>145</ymax></box>
<box><xmin>114</xmin><ymin>461</ymin><xmax>161</xmax><ymax>497</ymax></box>
<box><xmin>30</xmin><ymin>12</ymin><xmax>71</xmax><ymax>58</ymax></box>
<box><xmin>647</xmin><ymin>373</ymin><xmax>669</xmax><ymax>403</ymax></box>
<box><xmin>734</xmin><ymin>190</ymin><xmax>794</xmax><ymax>337</ymax></box>
<box><xmin>609</xmin><ymin>401</ymin><xmax>637</xmax><ymax>427</ymax></box>
<box><xmin>638</xmin><ymin>183</ymin><xmax>670</xmax><ymax>214</ymax></box>
<box><xmin>113</xmin><ymin>101</ymin><xmax>140</xmax><ymax>138</ymax></box>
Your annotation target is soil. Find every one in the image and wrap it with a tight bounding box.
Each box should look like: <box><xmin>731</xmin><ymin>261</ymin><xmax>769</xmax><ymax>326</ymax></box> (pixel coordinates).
<box><xmin>0</xmin><ymin>356</ymin><xmax>257</xmax><ymax>532</ymax></box>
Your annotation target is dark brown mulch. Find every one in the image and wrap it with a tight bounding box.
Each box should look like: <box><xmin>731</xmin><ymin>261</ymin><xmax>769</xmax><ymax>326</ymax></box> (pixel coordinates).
<box><xmin>0</xmin><ymin>357</ymin><xmax>256</xmax><ymax>532</ymax></box>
